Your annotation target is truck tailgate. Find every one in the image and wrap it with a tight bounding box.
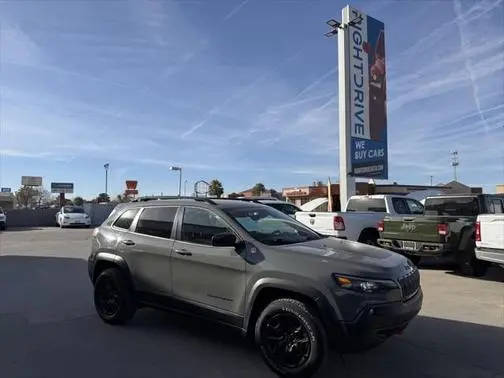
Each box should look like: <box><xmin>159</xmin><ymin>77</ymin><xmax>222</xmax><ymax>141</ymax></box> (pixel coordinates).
<box><xmin>478</xmin><ymin>214</ymin><xmax>504</xmax><ymax>250</ymax></box>
<box><xmin>381</xmin><ymin>216</ymin><xmax>446</xmax><ymax>243</ymax></box>
<box><xmin>296</xmin><ymin>212</ymin><xmax>340</xmax><ymax>235</ymax></box>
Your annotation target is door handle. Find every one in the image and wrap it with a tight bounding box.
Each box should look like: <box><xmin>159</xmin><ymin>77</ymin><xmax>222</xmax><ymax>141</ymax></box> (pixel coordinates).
<box><xmin>175</xmin><ymin>249</ymin><xmax>192</xmax><ymax>256</ymax></box>
<box><xmin>121</xmin><ymin>240</ymin><xmax>135</xmax><ymax>246</ymax></box>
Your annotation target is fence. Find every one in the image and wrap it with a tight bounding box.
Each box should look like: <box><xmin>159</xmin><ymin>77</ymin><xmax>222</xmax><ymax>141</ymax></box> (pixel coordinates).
<box><xmin>4</xmin><ymin>203</ymin><xmax>116</xmax><ymax>228</ymax></box>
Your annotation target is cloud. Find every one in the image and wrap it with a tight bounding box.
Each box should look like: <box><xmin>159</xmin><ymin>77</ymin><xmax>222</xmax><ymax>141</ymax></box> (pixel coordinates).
<box><xmin>224</xmin><ymin>0</ymin><xmax>251</xmax><ymax>21</ymax></box>
<box><xmin>0</xmin><ymin>24</ymin><xmax>45</xmax><ymax>66</ymax></box>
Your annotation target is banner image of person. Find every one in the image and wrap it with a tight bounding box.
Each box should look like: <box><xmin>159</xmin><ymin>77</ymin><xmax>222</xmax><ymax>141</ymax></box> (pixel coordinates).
<box><xmin>347</xmin><ymin>6</ymin><xmax>388</xmax><ymax>179</ymax></box>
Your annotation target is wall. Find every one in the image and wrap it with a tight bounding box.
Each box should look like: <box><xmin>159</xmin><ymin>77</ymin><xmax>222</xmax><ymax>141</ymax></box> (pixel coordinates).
<box><xmin>4</xmin><ymin>203</ymin><xmax>116</xmax><ymax>228</ymax></box>
<box><xmin>4</xmin><ymin>208</ymin><xmax>59</xmax><ymax>227</ymax></box>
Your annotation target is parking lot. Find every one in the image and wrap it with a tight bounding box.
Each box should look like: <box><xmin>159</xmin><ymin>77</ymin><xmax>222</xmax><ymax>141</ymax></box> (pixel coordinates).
<box><xmin>0</xmin><ymin>227</ymin><xmax>503</xmax><ymax>378</ymax></box>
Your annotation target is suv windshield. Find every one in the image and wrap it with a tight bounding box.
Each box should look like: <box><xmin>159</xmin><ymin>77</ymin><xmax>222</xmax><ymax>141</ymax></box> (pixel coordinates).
<box><xmin>266</xmin><ymin>203</ymin><xmax>301</xmax><ymax>216</ymax></box>
<box><xmin>64</xmin><ymin>206</ymin><xmax>85</xmax><ymax>214</ymax></box>
<box><xmin>223</xmin><ymin>206</ymin><xmax>321</xmax><ymax>246</ymax></box>
<box><xmin>424</xmin><ymin>197</ymin><xmax>479</xmax><ymax>216</ymax></box>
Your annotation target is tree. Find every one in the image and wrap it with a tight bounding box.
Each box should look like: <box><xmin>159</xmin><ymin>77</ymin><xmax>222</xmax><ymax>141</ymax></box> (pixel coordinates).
<box><xmin>15</xmin><ymin>185</ymin><xmax>39</xmax><ymax>208</ymax></box>
<box><xmin>208</xmin><ymin>179</ymin><xmax>224</xmax><ymax>198</ymax></box>
<box><xmin>270</xmin><ymin>189</ymin><xmax>283</xmax><ymax>200</ymax></box>
<box><xmin>252</xmin><ymin>183</ymin><xmax>266</xmax><ymax>196</ymax></box>
<box><xmin>96</xmin><ymin>193</ymin><xmax>110</xmax><ymax>203</ymax></box>
<box><xmin>228</xmin><ymin>192</ymin><xmax>240</xmax><ymax>199</ymax></box>
<box><xmin>73</xmin><ymin>196</ymin><xmax>84</xmax><ymax>206</ymax></box>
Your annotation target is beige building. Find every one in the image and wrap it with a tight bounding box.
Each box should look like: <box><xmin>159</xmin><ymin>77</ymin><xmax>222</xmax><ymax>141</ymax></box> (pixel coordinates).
<box><xmin>497</xmin><ymin>184</ymin><xmax>504</xmax><ymax>194</ymax></box>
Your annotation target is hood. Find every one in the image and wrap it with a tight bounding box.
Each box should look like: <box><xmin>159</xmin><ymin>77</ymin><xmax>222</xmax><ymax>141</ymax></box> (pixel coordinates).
<box><xmin>274</xmin><ymin>237</ymin><xmax>409</xmax><ymax>280</ymax></box>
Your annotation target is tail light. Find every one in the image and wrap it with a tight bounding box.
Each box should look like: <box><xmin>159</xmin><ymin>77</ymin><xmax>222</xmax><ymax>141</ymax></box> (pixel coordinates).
<box><xmin>377</xmin><ymin>220</ymin><xmax>384</xmax><ymax>232</ymax></box>
<box><xmin>437</xmin><ymin>223</ymin><xmax>449</xmax><ymax>236</ymax></box>
<box><xmin>475</xmin><ymin>221</ymin><xmax>481</xmax><ymax>242</ymax></box>
<box><xmin>333</xmin><ymin>216</ymin><xmax>345</xmax><ymax>231</ymax></box>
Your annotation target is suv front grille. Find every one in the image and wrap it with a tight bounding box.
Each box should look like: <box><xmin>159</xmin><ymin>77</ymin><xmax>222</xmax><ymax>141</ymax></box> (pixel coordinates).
<box><xmin>398</xmin><ymin>268</ymin><xmax>420</xmax><ymax>300</ymax></box>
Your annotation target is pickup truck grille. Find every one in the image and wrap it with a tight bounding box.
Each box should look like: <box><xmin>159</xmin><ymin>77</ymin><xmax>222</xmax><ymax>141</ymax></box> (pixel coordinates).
<box><xmin>398</xmin><ymin>268</ymin><xmax>420</xmax><ymax>300</ymax></box>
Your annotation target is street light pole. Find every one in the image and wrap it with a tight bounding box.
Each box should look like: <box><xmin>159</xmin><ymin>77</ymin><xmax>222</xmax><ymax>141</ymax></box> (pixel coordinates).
<box><xmin>170</xmin><ymin>166</ymin><xmax>182</xmax><ymax>197</ymax></box>
<box><xmin>184</xmin><ymin>180</ymin><xmax>188</xmax><ymax>196</ymax></box>
<box><xmin>104</xmin><ymin>163</ymin><xmax>110</xmax><ymax>195</ymax></box>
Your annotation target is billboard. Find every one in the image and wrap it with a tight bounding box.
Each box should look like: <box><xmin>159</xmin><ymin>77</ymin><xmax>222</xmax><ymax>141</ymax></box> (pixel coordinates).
<box><xmin>51</xmin><ymin>182</ymin><xmax>74</xmax><ymax>194</ymax></box>
<box><xmin>1</xmin><ymin>188</ymin><xmax>11</xmax><ymax>193</ymax></box>
<box><xmin>347</xmin><ymin>6</ymin><xmax>388</xmax><ymax>179</ymax></box>
<box><xmin>21</xmin><ymin>176</ymin><xmax>43</xmax><ymax>186</ymax></box>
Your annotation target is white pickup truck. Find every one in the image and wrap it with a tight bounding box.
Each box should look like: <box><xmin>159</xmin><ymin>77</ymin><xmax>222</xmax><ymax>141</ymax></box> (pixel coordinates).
<box><xmin>295</xmin><ymin>195</ymin><xmax>424</xmax><ymax>245</ymax></box>
<box><xmin>476</xmin><ymin>213</ymin><xmax>504</xmax><ymax>267</ymax></box>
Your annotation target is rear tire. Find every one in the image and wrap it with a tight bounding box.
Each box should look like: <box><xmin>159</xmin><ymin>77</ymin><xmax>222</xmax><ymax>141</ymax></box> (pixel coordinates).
<box><xmin>94</xmin><ymin>268</ymin><xmax>136</xmax><ymax>324</ymax></box>
<box><xmin>255</xmin><ymin>298</ymin><xmax>326</xmax><ymax>378</ymax></box>
<box><xmin>408</xmin><ymin>255</ymin><xmax>421</xmax><ymax>266</ymax></box>
<box><xmin>457</xmin><ymin>244</ymin><xmax>488</xmax><ymax>277</ymax></box>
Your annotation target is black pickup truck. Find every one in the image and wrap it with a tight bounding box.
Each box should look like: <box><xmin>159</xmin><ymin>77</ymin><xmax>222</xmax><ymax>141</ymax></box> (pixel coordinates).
<box><xmin>377</xmin><ymin>194</ymin><xmax>504</xmax><ymax>276</ymax></box>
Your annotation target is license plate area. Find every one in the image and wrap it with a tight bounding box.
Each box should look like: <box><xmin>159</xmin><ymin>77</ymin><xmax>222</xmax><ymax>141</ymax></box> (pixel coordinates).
<box><xmin>402</xmin><ymin>241</ymin><xmax>417</xmax><ymax>250</ymax></box>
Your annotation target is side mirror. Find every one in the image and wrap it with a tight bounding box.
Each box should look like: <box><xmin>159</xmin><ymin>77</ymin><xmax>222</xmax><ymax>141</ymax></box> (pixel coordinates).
<box><xmin>212</xmin><ymin>232</ymin><xmax>237</xmax><ymax>247</ymax></box>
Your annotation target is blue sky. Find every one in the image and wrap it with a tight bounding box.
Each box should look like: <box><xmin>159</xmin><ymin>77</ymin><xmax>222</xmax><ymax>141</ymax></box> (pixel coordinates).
<box><xmin>1</xmin><ymin>0</ymin><xmax>503</xmax><ymax>199</ymax></box>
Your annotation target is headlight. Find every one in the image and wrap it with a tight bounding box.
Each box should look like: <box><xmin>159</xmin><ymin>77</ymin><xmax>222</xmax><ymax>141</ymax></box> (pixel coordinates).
<box><xmin>332</xmin><ymin>274</ymin><xmax>398</xmax><ymax>294</ymax></box>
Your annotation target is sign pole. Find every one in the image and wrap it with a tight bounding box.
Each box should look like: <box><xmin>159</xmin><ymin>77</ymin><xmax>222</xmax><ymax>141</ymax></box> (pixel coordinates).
<box><xmin>338</xmin><ymin>6</ymin><xmax>355</xmax><ymax>211</ymax></box>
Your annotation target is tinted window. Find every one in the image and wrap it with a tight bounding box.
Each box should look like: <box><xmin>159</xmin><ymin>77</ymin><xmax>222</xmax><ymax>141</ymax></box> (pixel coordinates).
<box><xmin>492</xmin><ymin>200</ymin><xmax>503</xmax><ymax>214</ymax></box>
<box><xmin>392</xmin><ymin>198</ymin><xmax>409</xmax><ymax>214</ymax></box>
<box><xmin>136</xmin><ymin>207</ymin><xmax>178</xmax><ymax>239</ymax></box>
<box><xmin>268</xmin><ymin>203</ymin><xmax>301</xmax><ymax>216</ymax></box>
<box><xmin>181</xmin><ymin>207</ymin><xmax>231</xmax><ymax>245</ymax></box>
<box><xmin>64</xmin><ymin>206</ymin><xmax>84</xmax><ymax>213</ymax></box>
<box><xmin>406</xmin><ymin>199</ymin><xmax>424</xmax><ymax>214</ymax></box>
<box><xmin>346</xmin><ymin>198</ymin><xmax>386</xmax><ymax>212</ymax></box>
<box><xmin>424</xmin><ymin>197</ymin><xmax>479</xmax><ymax>216</ymax></box>
<box><xmin>114</xmin><ymin>209</ymin><xmax>139</xmax><ymax>230</ymax></box>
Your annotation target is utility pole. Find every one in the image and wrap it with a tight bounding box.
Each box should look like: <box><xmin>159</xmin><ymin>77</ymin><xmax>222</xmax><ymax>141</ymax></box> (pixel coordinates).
<box><xmin>104</xmin><ymin>163</ymin><xmax>110</xmax><ymax>195</ymax></box>
<box><xmin>430</xmin><ymin>175</ymin><xmax>433</xmax><ymax>186</ymax></box>
<box><xmin>451</xmin><ymin>151</ymin><xmax>459</xmax><ymax>181</ymax></box>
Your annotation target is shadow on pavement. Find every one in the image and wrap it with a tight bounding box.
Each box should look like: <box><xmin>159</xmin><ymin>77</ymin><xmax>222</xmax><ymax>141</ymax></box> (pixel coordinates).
<box><xmin>0</xmin><ymin>256</ymin><xmax>502</xmax><ymax>378</ymax></box>
<box><xmin>0</xmin><ymin>227</ymin><xmax>49</xmax><ymax>232</ymax></box>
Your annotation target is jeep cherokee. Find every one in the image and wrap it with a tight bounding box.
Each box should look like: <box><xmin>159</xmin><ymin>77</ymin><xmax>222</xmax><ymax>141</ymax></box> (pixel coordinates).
<box><xmin>88</xmin><ymin>198</ymin><xmax>422</xmax><ymax>377</ymax></box>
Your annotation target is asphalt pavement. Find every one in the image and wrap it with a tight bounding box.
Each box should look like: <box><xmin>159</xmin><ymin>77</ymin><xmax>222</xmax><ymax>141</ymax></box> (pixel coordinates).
<box><xmin>0</xmin><ymin>227</ymin><xmax>503</xmax><ymax>378</ymax></box>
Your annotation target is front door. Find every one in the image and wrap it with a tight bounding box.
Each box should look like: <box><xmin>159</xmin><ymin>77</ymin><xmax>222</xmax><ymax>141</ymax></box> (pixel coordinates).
<box><xmin>171</xmin><ymin>206</ymin><xmax>246</xmax><ymax>315</ymax></box>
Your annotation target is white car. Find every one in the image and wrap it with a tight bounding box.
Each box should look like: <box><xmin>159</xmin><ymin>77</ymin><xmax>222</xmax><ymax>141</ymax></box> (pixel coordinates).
<box><xmin>476</xmin><ymin>212</ymin><xmax>504</xmax><ymax>267</ymax></box>
<box><xmin>56</xmin><ymin>206</ymin><xmax>91</xmax><ymax>228</ymax></box>
<box><xmin>0</xmin><ymin>207</ymin><xmax>6</xmax><ymax>230</ymax></box>
<box><xmin>295</xmin><ymin>195</ymin><xmax>424</xmax><ymax>245</ymax></box>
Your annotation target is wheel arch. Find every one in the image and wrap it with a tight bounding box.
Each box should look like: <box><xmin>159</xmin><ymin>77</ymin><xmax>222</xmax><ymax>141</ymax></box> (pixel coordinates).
<box><xmin>243</xmin><ymin>278</ymin><xmax>339</xmax><ymax>339</ymax></box>
<box><xmin>358</xmin><ymin>227</ymin><xmax>380</xmax><ymax>244</ymax></box>
<box><xmin>91</xmin><ymin>252</ymin><xmax>133</xmax><ymax>287</ymax></box>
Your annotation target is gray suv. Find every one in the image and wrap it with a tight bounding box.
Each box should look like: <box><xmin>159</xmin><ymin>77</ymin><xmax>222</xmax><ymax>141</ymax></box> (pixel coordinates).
<box><xmin>89</xmin><ymin>198</ymin><xmax>422</xmax><ymax>377</ymax></box>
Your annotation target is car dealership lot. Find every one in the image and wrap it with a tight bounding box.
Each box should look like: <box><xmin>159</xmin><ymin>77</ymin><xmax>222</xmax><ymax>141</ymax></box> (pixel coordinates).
<box><xmin>0</xmin><ymin>227</ymin><xmax>503</xmax><ymax>378</ymax></box>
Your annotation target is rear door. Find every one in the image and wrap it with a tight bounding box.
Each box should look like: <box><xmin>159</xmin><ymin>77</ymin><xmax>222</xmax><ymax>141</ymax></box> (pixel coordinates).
<box><xmin>119</xmin><ymin>206</ymin><xmax>178</xmax><ymax>295</ymax></box>
<box><xmin>171</xmin><ymin>206</ymin><xmax>246</xmax><ymax>315</ymax></box>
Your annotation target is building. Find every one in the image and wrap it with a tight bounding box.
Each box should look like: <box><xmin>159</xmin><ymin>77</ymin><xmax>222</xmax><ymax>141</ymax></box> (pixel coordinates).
<box><xmin>238</xmin><ymin>187</ymin><xmax>275</xmax><ymax>198</ymax></box>
<box><xmin>496</xmin><ymin>184</ymin><xmax>504</xmax><ymax>194</ymax></box>
<box><xmin>436</xmin><ymin>180</ymin><xmax>482</xmax><ymax>195</ymax></box>
<box><xmin>0</xmin><ymin>192</ymin><xmax>15</xmax><ymax>210</ymax></box>
<box><xmin>282</xmin><ymin>180</ymin><xmax>483</xmax><ymax>209</ymax></box>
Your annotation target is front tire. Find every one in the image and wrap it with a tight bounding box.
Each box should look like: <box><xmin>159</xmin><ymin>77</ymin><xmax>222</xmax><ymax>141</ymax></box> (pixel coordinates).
<box><xmin>94</xmin><ymin>268</ymin><xmax>136</xmax><ymax>324</ymax></box>
<box><xmin>255</xmin><ymin>298</ymin><xmax>326</xmax><ymax>378</ymax></box>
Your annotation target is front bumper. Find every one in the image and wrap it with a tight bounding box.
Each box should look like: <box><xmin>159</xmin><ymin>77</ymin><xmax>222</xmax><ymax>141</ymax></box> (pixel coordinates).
<box><xmin>332</xmin><ymin>289</ymin><xmax>423</xmax><ymax>350</ymax></box>
<box><xmin>378</xmin><ymin>238</ymin><xmax>451</xmax><ymax>257</ymax></box>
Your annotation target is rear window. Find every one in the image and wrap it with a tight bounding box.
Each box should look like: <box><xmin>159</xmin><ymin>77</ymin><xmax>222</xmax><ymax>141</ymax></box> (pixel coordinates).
<box><xmin>424</xmin><ymin>197</ymin><xmax>479</xmax><ymax>216</ymax></box>
<box><xmin>114</xmin><ymin>209</ymin><xmax>139</xmax><ymax>230</ymax></box>
<box><xmin>346</xmin><ymin>198</ymin><xmax>386</xmax><ymax>212</ymax></box>
<box><xmin>491</xmin><ymin>199</ymin><xmax>503</xmax><ymax>214</ymax></box>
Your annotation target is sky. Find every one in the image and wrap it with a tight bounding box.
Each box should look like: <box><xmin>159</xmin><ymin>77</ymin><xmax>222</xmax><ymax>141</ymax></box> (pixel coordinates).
<box><xmin>0</xmin><ymin>0</ymin><xmax>503</xmax><ymax>199</ymax></box>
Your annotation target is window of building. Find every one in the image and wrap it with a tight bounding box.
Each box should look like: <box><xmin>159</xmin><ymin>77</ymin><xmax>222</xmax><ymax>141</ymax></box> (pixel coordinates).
<box><xmin>135</xmin><ymin>207</ymin><xmax>178</xmax><ymax>239</ymax></box>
